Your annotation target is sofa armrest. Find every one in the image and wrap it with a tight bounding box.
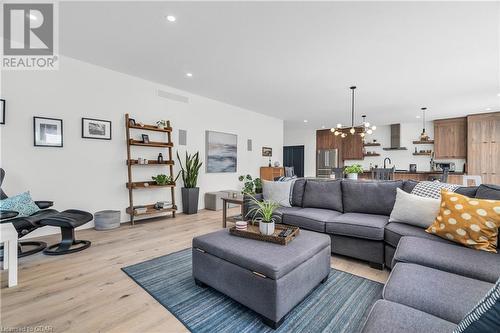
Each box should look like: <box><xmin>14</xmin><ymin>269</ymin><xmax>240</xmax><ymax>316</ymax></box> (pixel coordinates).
<box><xmin>394</xmin><ymin>236</ymin><xmax>500</xmax><ymax>284</ymax></box>
<box><xmin>35</xmin><ymin>201</ymin><xmax>54</xmax><ymax>209</ymax></box>
<box><xmin>0</xmin><ymin>210</ymin><xmax>19</xmax><ymax>222</ymax></box>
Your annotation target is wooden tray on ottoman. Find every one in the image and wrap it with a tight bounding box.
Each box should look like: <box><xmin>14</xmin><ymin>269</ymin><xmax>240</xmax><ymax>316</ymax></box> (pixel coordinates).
<box><xmin>229</xmin><ymin>223</ymin><xmax>300</xmax><ymax>245</ymax></box>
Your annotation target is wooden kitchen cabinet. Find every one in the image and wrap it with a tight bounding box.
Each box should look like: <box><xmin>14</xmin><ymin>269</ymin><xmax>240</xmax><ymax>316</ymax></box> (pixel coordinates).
<box><xmin>342</xmin><ymin>133</ymin><xmax>364</xmax><ymax>160</ymax></box>
<box><xmin>434</xmin><ymin>117</ymin><xmax>467</xmax><ymax>159</ymax></box>
<box><xmin>468</xmin><ymin>112</ymin><xmax>500</xmax><ymax>185</ymax></box>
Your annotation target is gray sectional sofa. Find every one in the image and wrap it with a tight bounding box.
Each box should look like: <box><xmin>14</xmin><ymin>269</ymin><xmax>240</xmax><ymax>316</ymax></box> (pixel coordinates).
<box><xmin>241</xmin><ymin>179</ymin><xmax>499</xmax><ymax>331</ymax></box>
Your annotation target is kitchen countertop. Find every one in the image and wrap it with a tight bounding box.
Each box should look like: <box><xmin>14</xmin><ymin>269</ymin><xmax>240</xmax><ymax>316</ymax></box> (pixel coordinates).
<box><xmin>362</xmin><ymin>170</ymin><xmax>466</xmax><ymax>175</ymax></box>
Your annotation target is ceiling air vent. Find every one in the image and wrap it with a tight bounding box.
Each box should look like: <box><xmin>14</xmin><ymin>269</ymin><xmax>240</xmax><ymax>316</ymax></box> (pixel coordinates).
<box><xmin>156</xmin><ymin>89</ymin><xmax>189</xmax><ymax>104</ymax></box>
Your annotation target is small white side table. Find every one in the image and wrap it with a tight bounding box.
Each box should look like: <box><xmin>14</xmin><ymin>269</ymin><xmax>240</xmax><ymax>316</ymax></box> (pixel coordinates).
<box><xmin>1</xmin><ymin>223</ymin><xmax>18</xmax><ymax>287</ymax></box>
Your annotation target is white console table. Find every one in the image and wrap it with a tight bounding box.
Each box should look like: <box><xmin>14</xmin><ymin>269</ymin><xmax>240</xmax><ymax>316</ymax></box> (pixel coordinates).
<box><xmin>1</xmin><ymin>222</ymin><xmax>18</xmax><ymax>287</ymax></box>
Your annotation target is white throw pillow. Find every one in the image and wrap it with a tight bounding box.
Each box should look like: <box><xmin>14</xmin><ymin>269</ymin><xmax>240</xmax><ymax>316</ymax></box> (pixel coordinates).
<box><xmin>389</xmin><ymin>188</ymin><xmax>441</xmax><ymax>228</ymax></box>
<box><xmin>262</xmin><ymin>180</ymin><xmax>293</xmax><ymax>207</ymax></box>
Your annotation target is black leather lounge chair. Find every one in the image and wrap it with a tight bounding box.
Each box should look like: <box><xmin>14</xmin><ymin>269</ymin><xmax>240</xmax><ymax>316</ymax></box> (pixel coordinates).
<box><xmin>0</xmin><ymin>168</ymin><xmax>93</xmax><ymax>256</ymax></box>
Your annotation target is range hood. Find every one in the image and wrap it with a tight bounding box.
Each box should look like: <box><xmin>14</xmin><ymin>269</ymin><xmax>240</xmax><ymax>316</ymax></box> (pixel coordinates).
<box><xmin>383</xmin><ymin>124</ymin><xmax>408</xmax><ymax>150</ymax></box>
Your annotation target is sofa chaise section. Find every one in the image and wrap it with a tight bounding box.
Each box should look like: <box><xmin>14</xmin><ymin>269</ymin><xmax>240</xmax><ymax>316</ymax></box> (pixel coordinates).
<box><xmin>393</xmin><ymin>236</ymin><xmax>500</xmax><ymax>283</ymax></box>
<box><xmin>383</xmin><ymin>263</ymin><xmax>494</xmax><ymax>324</ymax></box>
<box><xmin>361</xmin><ymin>300</ymin><xmax>456</xmax><ymax>333</ymax></box>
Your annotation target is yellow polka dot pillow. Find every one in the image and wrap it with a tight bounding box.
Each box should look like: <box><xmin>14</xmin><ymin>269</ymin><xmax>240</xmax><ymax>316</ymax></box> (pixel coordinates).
<box><xmin>425</xmin><ymin>189</ymin><xmax>500</xmax><ymax>253</ymax></box>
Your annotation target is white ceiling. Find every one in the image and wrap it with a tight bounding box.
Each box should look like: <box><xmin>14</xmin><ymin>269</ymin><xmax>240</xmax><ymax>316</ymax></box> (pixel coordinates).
<box><xmin>60</xmin><ymin>1</ymin><xmax>500</xmax><ymax>129</ymax></box>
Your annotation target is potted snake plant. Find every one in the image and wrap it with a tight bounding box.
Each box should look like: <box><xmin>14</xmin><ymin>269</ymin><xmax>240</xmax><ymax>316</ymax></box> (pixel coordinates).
<box><xmin>176</xmin><ymin>151</ymin><xmax>203</xmax><ymax>214</ymax></box>
<box><xmin>247</xmin><ymin>195</ymin><xmax>280</xmax><ymax>236</ymax></box>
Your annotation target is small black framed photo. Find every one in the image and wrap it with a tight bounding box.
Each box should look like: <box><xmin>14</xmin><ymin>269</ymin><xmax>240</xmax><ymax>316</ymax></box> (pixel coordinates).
<box><xmin>128</xmin><ymin>118</ymin><xmax>136</xmax><ymax>126</ymax></box>
<box><xmin>0</xmin><ymin>99</ymin><xmax>5</xmax><ymax>125</ymax></box>
<box><xmin>82</xmin><ymin>118</ymin><xmax>112</xmax><ymax>140</ymax></box>
<box><xmin>34</xmin><ymin>116</ymin><xmax>63</xmax><ymax>147</ymax></box>
<box><xmin>142</xmin><ymin>134</ymin><xmax>150</xmax><ymax>143</ymax></box>
<box><xmin>262</xmin><ymin>147</ymin><xmax>272</xmax><ymax>157</ymax></box>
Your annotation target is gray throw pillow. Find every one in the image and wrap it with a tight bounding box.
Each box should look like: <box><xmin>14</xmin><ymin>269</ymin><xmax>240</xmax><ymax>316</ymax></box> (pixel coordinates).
<box><xmin>302</xmin><ymin>180</ymin><xmax>343</xmax><ymax>212</ymax></box>
<box><xmin>262</xmin><ymin>180</ymin><xmax>293</xmax><ymax>207</ymax></box>
<box><xmin>389</xmin><ymin>188</ymin><xmax>440</xmax><ymax>228</ymax></box>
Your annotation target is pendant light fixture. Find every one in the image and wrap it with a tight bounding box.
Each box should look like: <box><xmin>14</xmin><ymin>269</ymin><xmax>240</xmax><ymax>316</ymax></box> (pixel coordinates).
<box><xmin>330</xmin><ymin>86</ymin><xmax>376</xmax><ymax>138</ymax></box>
<box><xmin>419</xmin><ymin>107</ymin><xmax>430</xmax><ymax>141</ymax></box>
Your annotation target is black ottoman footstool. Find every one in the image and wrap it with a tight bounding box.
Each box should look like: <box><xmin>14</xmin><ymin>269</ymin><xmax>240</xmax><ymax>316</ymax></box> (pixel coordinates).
<box><xmin>40</xmin><ymin>209</ymin><xmax>93</xmax><ymax>255</ymax></box>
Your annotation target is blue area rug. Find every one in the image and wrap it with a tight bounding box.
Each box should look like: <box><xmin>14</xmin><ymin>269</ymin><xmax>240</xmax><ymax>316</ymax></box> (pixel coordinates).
<box><xmin>122</xmin><ymin>249</ymin><xmax>382</xmax><ymax>333</ymax></box>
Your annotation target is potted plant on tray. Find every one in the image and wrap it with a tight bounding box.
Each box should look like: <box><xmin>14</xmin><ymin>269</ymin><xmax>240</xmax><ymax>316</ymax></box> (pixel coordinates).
<box><xmin>344</xmin><ymin>164</ymin><xmax>363</xmax><ymax>180</ymax></box>
<box><xmin>176</xmin><ymin>151</ymin><xmax>203</xmax><ymax>214</ymax></box>
<box><xmin>247</xmin><ymin>196</ymin><xmax>279</xmax><ymax>236</ymax></box>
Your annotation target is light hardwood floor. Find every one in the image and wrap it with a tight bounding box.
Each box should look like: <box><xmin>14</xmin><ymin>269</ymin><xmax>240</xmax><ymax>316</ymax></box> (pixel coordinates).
<box><xmin>1</xmin><ymin>208</ymin><xmax>389</xmax><ymax>333</ymax></box>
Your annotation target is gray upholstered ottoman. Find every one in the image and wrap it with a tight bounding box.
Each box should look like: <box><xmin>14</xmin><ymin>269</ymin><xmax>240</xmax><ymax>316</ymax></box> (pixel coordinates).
<box><xmin>192</xmin><ymin>229</ymin><xmax>331</xmax><ymax>328</ymax></box>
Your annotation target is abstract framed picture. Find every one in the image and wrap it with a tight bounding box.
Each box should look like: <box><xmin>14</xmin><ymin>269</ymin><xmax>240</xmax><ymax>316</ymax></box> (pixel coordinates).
<box><xmin>262</xmin><ymin>147</ymin><xmax>272</xmax><ymax>157</ymax></box>
<box><xmin>82</xmin><ymin>118</ymin><xmax>112</xmax><ymax>140</ymax></box>
<box><xmin>34</xmin><ymin>117</ymin><xmax>63</xmax><ymax>147</ymax></box>
<box><xmin>0</xmin><ymin>99</ymin><xmax>5</xmax><ymax>124</ymax></box>
<box><xmin>206</xmin><ymin>130</ymin><xmax>237</xmax><ymax>173</ymax></box>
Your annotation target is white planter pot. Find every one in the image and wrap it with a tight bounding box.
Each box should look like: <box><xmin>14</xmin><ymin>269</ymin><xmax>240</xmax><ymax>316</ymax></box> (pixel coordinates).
<box><xmin>347</xmin><ymin>173</ymin><xmax>358</xmax><ymax>180</ymax></box>
<box><xmin>259</xmin><ymin>221</ymin><xmax>275</xmax><ymax>236</ymax></box>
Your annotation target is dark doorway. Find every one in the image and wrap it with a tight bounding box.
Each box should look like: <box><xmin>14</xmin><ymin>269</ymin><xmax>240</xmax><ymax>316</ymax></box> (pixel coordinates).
<box><xmin>283</xmin><ymin>145</ymin><xmax>305</xmax><ymax>177</ymax></box>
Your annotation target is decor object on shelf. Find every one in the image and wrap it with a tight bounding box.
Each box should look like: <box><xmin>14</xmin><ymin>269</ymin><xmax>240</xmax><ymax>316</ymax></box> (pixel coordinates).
<box><xmin>344</xmin><ymin>164</ymin><xmax>363</xmax><ymax>180</ymax></box>
<box><xmin>330</xmin><ymin>86</ymin><xmax>376</xmax><ymax>138</ymax></box>
<box><xmin>157</xmin><ymin>153</ymin><xmax>163</xmax><ymax>163</ymax></box>
<box><xmin>247</xmin><ymin>195</ymin><xmax>279</xmax><ymax>235</ymax></box>
<box><xmin>94</xmin><ymin>210</ymin><xmax>120</xmax><ymax>231</ymax></box>
<box><xmin>152</xmin><ymin>174</ymin><xmax>173</xmax><ymax>186</ymax></box>
<box><xmin>238</xmin><ymin>174</ymin><xmax>262</xmax><ymax>194</ymax></box>
<box><xmin>33</xmin><ymin>116</ymin><xmax>63</xmax><ymax>147</ymax></box>
<box><xmin>176</xmin><ymin>151</ymin><xmax>202</xmax><ymax>214</ymax></box>
<box><xmin>0</xmin><ymin>99</ymin><xmax>5</xmax><ymax>124</ymax></box>
<box><xmin>262</xmin><ymin>147</ymin><xmax>272</xmax><ymax>156</ymax></box>
<box><xmin>425</xmin><ymin>190</ymin><xmax>500</xmax><ymax>253</ymax></box>
<box><xmin>81</xmin><ymin>117</ymin><xmax>111</xmax><ymax>140</ymax></box>
<box><xmin>125</xmin><ymin>113</ymin><xmax>176</xmax><ymax>224</ymax></box>
<box><xmin>205</xmin><ymin>130</ymin><xmax>237</xmax><ymax>173</ymax></box>
<box><xmin>273</xmin><ymin>161</ymin><xmax>280</xmax><ymax>167</ymax></box>
<box><xmin>419</xmin><ymin>107</ymin><xmax>431</xmax><ymax>141</ymax></box>
<box><xmin>141</xmin><ymin>134</ymin><xmax>149</xmax><ymax>143</ymax></box>
<box><xmin>389</xmin><ymin>188</ymin><xmax>440</xmax><ymax>228</ymax></box>
<box><xmin>156</xmin><ymin>120</ymin><xmax>168</xmax><ymax>129</ymax></box>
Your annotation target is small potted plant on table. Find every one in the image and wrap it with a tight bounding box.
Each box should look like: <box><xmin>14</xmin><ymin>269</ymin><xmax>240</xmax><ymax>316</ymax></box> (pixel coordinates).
<box><xmin>247</xmin><ymin>196</ymin><xmax>279</xmax><ymax>236</ymax></box>
<box><xmin>344</xmin><ymin>164</ymin><xmax>363</xmax><ymax>180</ymax></box>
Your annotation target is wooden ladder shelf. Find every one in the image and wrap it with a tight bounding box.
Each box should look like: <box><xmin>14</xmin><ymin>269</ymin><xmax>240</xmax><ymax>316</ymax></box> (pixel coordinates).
<box><xmin>125</xmin><ymin>113</ymin><xmax>177</xmax><ymax>225</ymax></box>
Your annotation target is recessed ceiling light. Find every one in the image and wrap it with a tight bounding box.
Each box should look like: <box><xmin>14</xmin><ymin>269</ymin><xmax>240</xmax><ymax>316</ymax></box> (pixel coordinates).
<box><xmin>321</xmin><ymin>125</ymin><xmax>326</xmax><ymax>129</ymax></box>
<box><xmin>303</xmin><ymin>120</ymin><xmax>308</xmax><ymax>123</ymax></box>
<box><xmin>486</xmin><ymin>107</ymin><xmax>492</xmax><ymax>111</ymax></box>
<box><xmin>166</xmin><ymin>15</ymin><xmax>176</xmax><ymax>22</ymax></box>
<box><xmin>186</xmin><ymin>72</ymin><xmax>193</xmax><ymax>77</ymax></box>
<box><xmin>497</xmin><ymin>93</ymin><xmax>500</xmax><ymax>97</ymax></box>
<box><xmin>29</xmin><ymin>13</ymin><xmax>37</xmax><ymax>20</ymax></box>
<box><xmin>416</xmin><ymin>115</ymin><xmax>421</xmax><ymax>119</ymax></box>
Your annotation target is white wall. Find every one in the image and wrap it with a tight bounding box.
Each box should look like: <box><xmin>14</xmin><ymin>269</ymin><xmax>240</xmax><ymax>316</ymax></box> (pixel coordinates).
<box><xmin>1</xmin><ymin>56</ymin><xmax>283</xmax><ymax>237</ymax></box>
<box><xmin>284</xmin><ymin>122</ymin><xmax>465</xmax><ymax>177</ymax></box>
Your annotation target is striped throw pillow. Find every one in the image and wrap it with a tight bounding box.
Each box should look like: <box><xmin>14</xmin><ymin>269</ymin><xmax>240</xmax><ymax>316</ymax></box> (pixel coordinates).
<box><xmin>454</xmin><ymin>278</ymin><xmax>500</xmax><ymax>332</ymax></box>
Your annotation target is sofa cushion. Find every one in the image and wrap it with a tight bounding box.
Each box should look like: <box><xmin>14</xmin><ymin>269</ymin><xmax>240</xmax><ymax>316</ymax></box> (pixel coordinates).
<box><xmin>326</xmin><ymin>213</ymin><xmax>388</xmax><ymax>240</ymax></box>
<box><xmin>402</xmin><ymin>180</ymin><xmax>419</xmax><ymax>193</ymax></box>
<box><xmin>384</xmin><ymin>222</ymin><xmax>450</xmax><ymax>248</ymax></box>
<box><xmin>291</xmin><ymin>178</ymin><xmax>306</xmax><ymax>207</ymax></box>
<box><xmin>192</xmin><ymin>229</ymin><xmax>330</xmax><ymax>280</ymax></box>
<box><xmin>342</xmin><ymin>180</ymin><xmax>403</xmax><ymax>215</ymax></box>
<box><xmin>361</xmin><ymin>300</ymin><xmax>456</xmax><ymax>333</ymax></box>
<box><xmin>302</xmin><ymin>179</ymin><xmax>343</xmax><ymax>212</ymax></box>
<box><xmin>456</xmin><ymin>186</ymin><xmax>479</xmax><ymax>198</ymax></box>
<box><xmin>384</xmin><ymin>263</ymin><xmax>494</xmax><ymax>324</ymax></box>
<box><xmin>476</xmin><ymin>184</ymin><xmax>500</xmax><ymax>200</ymax></box>
<box><xmin>282</xmin><ymin>208</ymin><xmax>342</xmax><ymax>232</ymax></box>
<box><xmin>393</xmin><ymin>236</ymin><xmax>500</xmax><ymax>283</ymax></box>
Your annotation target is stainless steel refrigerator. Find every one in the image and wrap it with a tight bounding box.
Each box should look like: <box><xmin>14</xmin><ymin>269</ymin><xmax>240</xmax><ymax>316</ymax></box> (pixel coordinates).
<box><xmin>316</xmin><ymin>149</ymin><xmax>339</xmax><ymax>178</ymax></box>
